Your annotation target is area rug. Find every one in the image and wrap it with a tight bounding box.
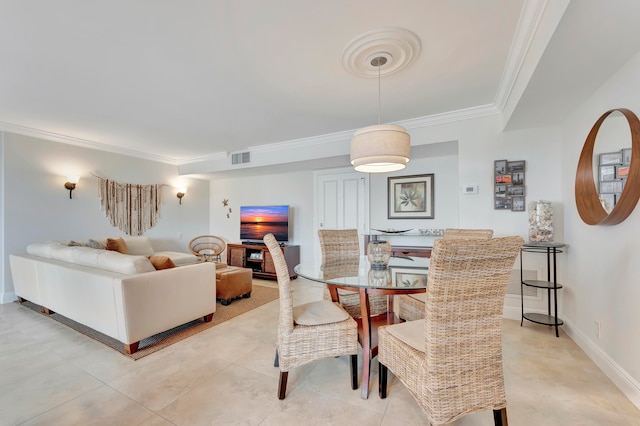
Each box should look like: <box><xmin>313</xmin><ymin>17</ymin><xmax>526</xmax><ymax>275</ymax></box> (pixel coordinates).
<box><xmin>18</xmin><ymin>283</ymin><xmax>279</xmax><ymax>360</ymax></box>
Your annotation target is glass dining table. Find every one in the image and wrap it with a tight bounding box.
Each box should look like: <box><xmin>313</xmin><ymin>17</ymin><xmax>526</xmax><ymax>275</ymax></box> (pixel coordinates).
<box><xmin>294</xmin><ymin>255</ymin><xmax>429</xmax><ymax>399</ymax></box>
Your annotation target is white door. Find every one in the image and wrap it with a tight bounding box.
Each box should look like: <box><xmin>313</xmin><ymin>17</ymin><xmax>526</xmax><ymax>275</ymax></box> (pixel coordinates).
<box><xmin>314</xmin><ymin>168</ymin><xmax>369</xmax><ymax>258</ymax></box>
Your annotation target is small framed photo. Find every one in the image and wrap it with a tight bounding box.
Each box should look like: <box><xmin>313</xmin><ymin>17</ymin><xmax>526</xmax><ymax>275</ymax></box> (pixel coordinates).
<box><xmin>600</xmin><ymin>180</ymin><xmax>623</xmax><ymax>194</ymax></box>
<box><xmin>507</xmin><ymin>185</ymin><xmax>524</xmax><ymax>196</ymax></box>
<box><xmin>511</xmin><ymin>196</ymin><xmax>525</xmax><ymax>212</ymax></box>
<box><xmin>388</xmin><ymin>174</ymin><xmax>434</xmax><ymax>219</ymax></box>
<box><xmin>494</xmin><ymin>159</ymin><xmax>507</xmax><ymax>175</ymax></box>
<box><xmin>616</xmin><ymin>165</ymin><xmax>629</xmax><ymax>179</ymax></box>
<box><xmin>600</xmin><ymin>165</ymin><xmax>616</xmax><ymax>181</ymax></box>
<box><xmin>495</xmin><ymin>174</ymin><xmax>512</xmax><ymax>184</ymax></box>
<box><xmin>600</xmin><ymin>152</ymin><xmax>623</xmax><ymax>165</ymax></box>
<box><xmin>390</xmin><ymin>267</ymin><xmax>428</xmax><ymax>288</ymax></box>
<box><xmin>495</xmin><ymin>184</ymin><xmax>507</xmax><ymax>198</ymax></box>
<box><xmin>511</xmin><ymin>172</ymin><xmax>525</xmax><ymax>185</ymax></box>
<box><xmin>507</xmin><ymin>160</ymin><xmax>526</xmax><ymax>173</ymax></box>
<box><xmin>623</xmin><ymin>148</ymin><xmax>631</xmax><ymax>165</ymax></box>
<box><xmin>494</xmin><ymin>198</ymin><xmax>512</xmax><ymax>210</ymax></box>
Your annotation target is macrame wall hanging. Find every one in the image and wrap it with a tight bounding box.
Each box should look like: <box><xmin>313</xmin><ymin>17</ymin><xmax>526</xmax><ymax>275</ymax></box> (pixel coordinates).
<box><xmin>96</xmin><ymin>176</ymin><xmax>163</xmax><ymax>236</ymax></box>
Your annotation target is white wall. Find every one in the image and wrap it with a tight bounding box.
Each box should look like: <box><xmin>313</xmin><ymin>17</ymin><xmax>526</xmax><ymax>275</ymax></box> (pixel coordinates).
<box><xmin>561</xmin><ymin>51</ymin><xmax>640</xmax><ymax>404</ymax></box>
<box><xmin>209</xmin><ymin>170</ymin><xmax>315</xmax><ymax>263</ymax></box>
<box><xmin>369</xmin><ymin>148</ymin><xmax>460</xmax><ymax>233</ymax></box>
<box><xmin>1</xmin><ymin>133</ymin><xmax>210</xmax><ymax>302</ymax></box>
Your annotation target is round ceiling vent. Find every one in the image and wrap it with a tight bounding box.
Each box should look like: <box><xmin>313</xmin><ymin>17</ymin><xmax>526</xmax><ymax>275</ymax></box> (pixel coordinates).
<box><xmin>341</xmin><ymin>27</ymin><xmax>421</xmax><ymax>78</ymax></box>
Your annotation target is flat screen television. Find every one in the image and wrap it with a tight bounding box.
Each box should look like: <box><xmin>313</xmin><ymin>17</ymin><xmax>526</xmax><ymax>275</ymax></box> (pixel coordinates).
<box><xmin>240</xmin><ymin>205</ymin><xmax>290</xmax><ymax>243</ymax></box>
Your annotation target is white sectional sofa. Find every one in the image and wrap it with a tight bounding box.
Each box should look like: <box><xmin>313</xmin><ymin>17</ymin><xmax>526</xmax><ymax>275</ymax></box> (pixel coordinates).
<box><xmin>10</xmin><ymin>236</ymin><xmax>216</xmax><ymax>354</ymax></box>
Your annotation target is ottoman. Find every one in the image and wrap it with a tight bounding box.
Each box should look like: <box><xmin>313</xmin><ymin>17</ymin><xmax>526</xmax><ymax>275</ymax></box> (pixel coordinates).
<box><xmin>215</xmin><ymin>264</ymin><xmax>253</xmax><ymax>306</ymax></box>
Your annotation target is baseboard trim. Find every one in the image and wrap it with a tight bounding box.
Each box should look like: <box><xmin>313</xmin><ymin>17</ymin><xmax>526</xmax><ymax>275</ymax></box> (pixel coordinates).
<box><xmin>562</xmin><ymin>317</ymin><xmax>640</xmax><ymax>410</ymax></box>
<box><xmin>503</xmin><ymin>305</ymin><xmax>640</xmax><ymax>410</ymax></box>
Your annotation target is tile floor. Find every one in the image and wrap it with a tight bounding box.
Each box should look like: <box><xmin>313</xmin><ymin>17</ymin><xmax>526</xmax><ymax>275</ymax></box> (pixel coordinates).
<box><xmin>1</xmin><ymin>278</ymin><xmax>639</xmax><ymax>425</ymax></box>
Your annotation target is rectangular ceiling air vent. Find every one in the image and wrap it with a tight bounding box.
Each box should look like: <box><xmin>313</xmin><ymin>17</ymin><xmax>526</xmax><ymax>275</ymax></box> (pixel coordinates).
<box><xmin>231</xmin><ymin>151</ymin><xmax>251</xmax><ymax>165</ymax></box>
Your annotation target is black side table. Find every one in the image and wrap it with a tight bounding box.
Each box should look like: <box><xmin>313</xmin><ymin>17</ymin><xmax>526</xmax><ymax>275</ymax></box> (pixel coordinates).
<box><xmin>520</xmin><ymin>242</ymin><xmax>566</xmax><ymax>337</ymax></box>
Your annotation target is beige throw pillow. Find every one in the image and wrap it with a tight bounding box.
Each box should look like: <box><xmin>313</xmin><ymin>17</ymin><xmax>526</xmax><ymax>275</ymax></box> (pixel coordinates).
<box><xmin>149</xmin><ymin>255</ymin><xmax>176</xmax><ymax>270</ymax></box>
<box><xmin>106</xmin><ymin>237</ymin><xmax>128</xmax><ymax>254</ymax></box>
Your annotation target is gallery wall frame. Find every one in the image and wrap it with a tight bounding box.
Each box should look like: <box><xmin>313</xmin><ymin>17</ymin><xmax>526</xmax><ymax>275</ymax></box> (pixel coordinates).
<box><xmin>388</xmin><ymin>174</ymin><xmax>434</xmax><ymax>219</ymax></box>
<box><xmin>494</xmin><ymin>159</ymin><xmax>526</xmax><ymax>212</ymax></box>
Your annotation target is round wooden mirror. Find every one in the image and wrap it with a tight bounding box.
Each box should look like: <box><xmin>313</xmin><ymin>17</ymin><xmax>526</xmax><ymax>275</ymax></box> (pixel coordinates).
<box><xmin>575</xmin><ymin>108</ymin><xmax>640</xmax><ymax>225</ymax></box>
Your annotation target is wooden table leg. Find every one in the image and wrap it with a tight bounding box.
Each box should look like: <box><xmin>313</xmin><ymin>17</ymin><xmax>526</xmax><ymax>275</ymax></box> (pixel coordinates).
<box><xmin>359</xmin><ymin>288</ymin><xmax>372</xmax><ymax>399</ymax></box>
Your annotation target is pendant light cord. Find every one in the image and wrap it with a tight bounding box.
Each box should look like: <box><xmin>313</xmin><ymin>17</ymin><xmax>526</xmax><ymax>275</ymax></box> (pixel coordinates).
<box><xmin>377</xmin><ymin>59</ymin><xmax>381</xmax><ymax>125</ymax></box>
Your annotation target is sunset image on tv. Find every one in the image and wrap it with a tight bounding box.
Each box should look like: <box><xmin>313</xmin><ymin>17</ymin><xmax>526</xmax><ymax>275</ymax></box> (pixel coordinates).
<box><xmin>240</xmin><ymin>205</ymin><xmax>289</xmax><ymax>241</ymax></box>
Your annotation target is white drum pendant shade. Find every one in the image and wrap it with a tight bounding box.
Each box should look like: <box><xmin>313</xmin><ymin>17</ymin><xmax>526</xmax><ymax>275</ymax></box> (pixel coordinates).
<box><xmin>350</xmin><ymin>124</ymin><xmax>410</xmax><ymax>173</ymax></box>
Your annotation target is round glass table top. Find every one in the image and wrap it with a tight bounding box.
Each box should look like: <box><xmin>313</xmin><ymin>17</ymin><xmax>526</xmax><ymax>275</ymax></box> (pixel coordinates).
<box><xmin>294</xmin><ymin>255</ymin><xmax>429</xmax><ymax>290</ymax></box>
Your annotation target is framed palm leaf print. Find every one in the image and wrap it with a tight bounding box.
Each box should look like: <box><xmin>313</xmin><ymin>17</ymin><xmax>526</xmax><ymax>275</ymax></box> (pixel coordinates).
<box><xmin>388</xmin><ymin>174</ymin><xmax>434</xmax><ymax>219</ymax></box>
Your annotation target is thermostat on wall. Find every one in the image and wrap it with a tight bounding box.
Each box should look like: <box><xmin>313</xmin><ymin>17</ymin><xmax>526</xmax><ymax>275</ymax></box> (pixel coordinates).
<box><xmin>463</xmin><ymin>185</ymin><xmax>478</xmax><ymax>194</ymax></box>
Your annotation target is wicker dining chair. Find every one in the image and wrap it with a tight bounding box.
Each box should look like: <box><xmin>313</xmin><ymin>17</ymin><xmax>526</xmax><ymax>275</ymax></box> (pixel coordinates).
<box><xmin>397</xmin><ymin>228</ymin><xmax>494</xmax><ymax>321</ymax></box>
<box><xmin>264</xmin><ymin>233</ymin><xmax>359</xmax><ymax>400</ymax></box>
<box><xmin>378</xmin><ymin>236</ymin><xmax>523</xmax><ymax>425</ymax></box>
<box><xmin>318</xmin><ymin>229</ymin><xmax>388</xmax><ymax>318</ymax></box>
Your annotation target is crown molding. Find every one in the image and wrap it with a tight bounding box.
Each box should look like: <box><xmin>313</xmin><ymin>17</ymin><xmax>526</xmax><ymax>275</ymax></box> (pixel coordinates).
<box><xmin>174</xmin><ymin>151</ymin><xmax>228</xmax><ymax>166</ymax></box>
<box><xmin>248</xmin><ymin>129</ymin><xmax>354</xmax><ymax>153</ymax></box>
<box><xmin>1</xmin><ymin>101</ymin><xmax>501</xmax><ymax>166</ymax></box>
<box><xmin>0</xmin><ymin>121</ymin><xmax>182</xmax><ymax>165</ymax></box>
<box><xmin>493</xmin><ymin>0</ymin><xmax>550</xmax><ymax>113</ymax></box>
<box><xmin>243</xmin><ymin>104</ymin><xmax>501</xmax><ymax>156</ymax></box>
<box><xmin>398</xmin><ymin>104</ymin><xmax>500</xmax><ymax>129</ymax></box>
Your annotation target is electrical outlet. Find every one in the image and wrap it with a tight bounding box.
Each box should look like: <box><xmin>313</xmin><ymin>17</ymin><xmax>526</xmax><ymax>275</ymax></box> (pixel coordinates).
<box><xmin>594</xmin><ymin>320</ymin><xmax>601</xmax><ymax>338</ymax></box>
<box><xmin>177</xmin><ymin>232</ymin><xmax>183</xmax><ymax>240</ymax></box>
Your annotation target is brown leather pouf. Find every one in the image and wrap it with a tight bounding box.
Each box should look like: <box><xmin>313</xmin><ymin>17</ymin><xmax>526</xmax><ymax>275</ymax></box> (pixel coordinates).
<box><xmin>215</xmin><ymin>265</ymin><xmax>253</xmax><ymax>305</ymax></box>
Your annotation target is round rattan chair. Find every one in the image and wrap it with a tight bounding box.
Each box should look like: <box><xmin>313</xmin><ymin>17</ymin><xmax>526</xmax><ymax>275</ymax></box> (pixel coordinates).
<box><xmin>188</xmin><ymin>235</ymin><xmax>227</xmax><ymax>262</ymax></box>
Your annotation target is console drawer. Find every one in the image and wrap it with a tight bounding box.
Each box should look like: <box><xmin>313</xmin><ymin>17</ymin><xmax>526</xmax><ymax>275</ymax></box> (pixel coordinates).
<box><xmin>391</xmin><ymin>247</ymin><xmax>432</xmax><ymax>258</ymax></box>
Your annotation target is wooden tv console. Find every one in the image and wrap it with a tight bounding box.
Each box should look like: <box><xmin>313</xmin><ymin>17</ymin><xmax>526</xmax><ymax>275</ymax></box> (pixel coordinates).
<box><xmin>227</xmin><ymin>242</ymin><xmax>300</xmax><ymax>280</ymax></box>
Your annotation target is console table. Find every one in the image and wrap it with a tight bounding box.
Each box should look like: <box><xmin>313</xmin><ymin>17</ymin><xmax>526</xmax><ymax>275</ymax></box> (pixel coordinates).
<box><xmin>363</xmin><ymin>233</ymin><xmax>433</xmax><ymax>258</ymax></box>
<box><xmin>520</xmin><ymin>242</ymin><xmax>566</xmax><ymax>337</ymax></box>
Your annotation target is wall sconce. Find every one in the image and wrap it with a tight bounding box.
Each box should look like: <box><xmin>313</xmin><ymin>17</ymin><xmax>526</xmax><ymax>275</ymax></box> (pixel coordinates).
<box><xmin>176</xmin><ymin>188</ymin><xmax>187</xmax><ymax>205</ymax></box>
<box><xmin>64</xmin><ymin>176</ymin><xmax>79</xmax><ymax>199</ymax></box>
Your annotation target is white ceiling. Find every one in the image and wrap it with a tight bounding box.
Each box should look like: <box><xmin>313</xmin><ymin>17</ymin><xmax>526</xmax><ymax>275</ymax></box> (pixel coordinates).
<box><xmin>2</xmin><ymin>1</ymin><xmax>640</xmax><ymax>171</ymax></box>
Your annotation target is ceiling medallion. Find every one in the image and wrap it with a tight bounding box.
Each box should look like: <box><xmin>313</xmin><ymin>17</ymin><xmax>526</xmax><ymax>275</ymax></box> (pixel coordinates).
<box><xmin>340</xmin><ymin>27</ymin><xmax>421</xmax><ymax>78</ymax></box>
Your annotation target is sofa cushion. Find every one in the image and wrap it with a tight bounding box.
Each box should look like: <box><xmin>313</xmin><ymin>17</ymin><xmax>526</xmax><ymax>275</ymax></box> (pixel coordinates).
<box><xmin>49</xmin><ymin>244</ymin><xmax>76</xmax><ymax>263</ymax></box>
<box><xmin>27</xmin><ymin>242</ymin><xmax>57</xmax><ymax>258</ymax></box>
<box><xmin>72</xmin><ymin>246</ymin><xmax>102</xmax><ymax>266</ymax></box>
<box><xmin>26</xmin><ymin>243</ymin><xmax>154</xmax><ymax>275</ymax></box>
<box><xmin>123</xmin><ymin>236</ymin><xmax>154</xmax><ymax>256</ymax></box>
<box><xmin>153</xmin><ymin>250</ymin><xmax>199</xmax><ymax>266</ymax></box>
<box><xmin>106</xmin><ymin>237</ymin><xmax>128</xmax><ymax>254</ymax></box>
<box><xmin>149</xmin><ymin>255</ymin><xmax>176</xmax><ymax>270</ymax></box>
<box><xmin>96</xmin><ymin>251</ymin><xmax>155</xmax><ymax>274</ymax></box>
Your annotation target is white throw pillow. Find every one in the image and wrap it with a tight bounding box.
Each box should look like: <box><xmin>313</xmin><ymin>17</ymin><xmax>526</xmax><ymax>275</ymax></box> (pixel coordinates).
<box><xmin>122</xmin><ymin>236</ymin><xmax>154</xmax><ymax>256</ymax></box>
